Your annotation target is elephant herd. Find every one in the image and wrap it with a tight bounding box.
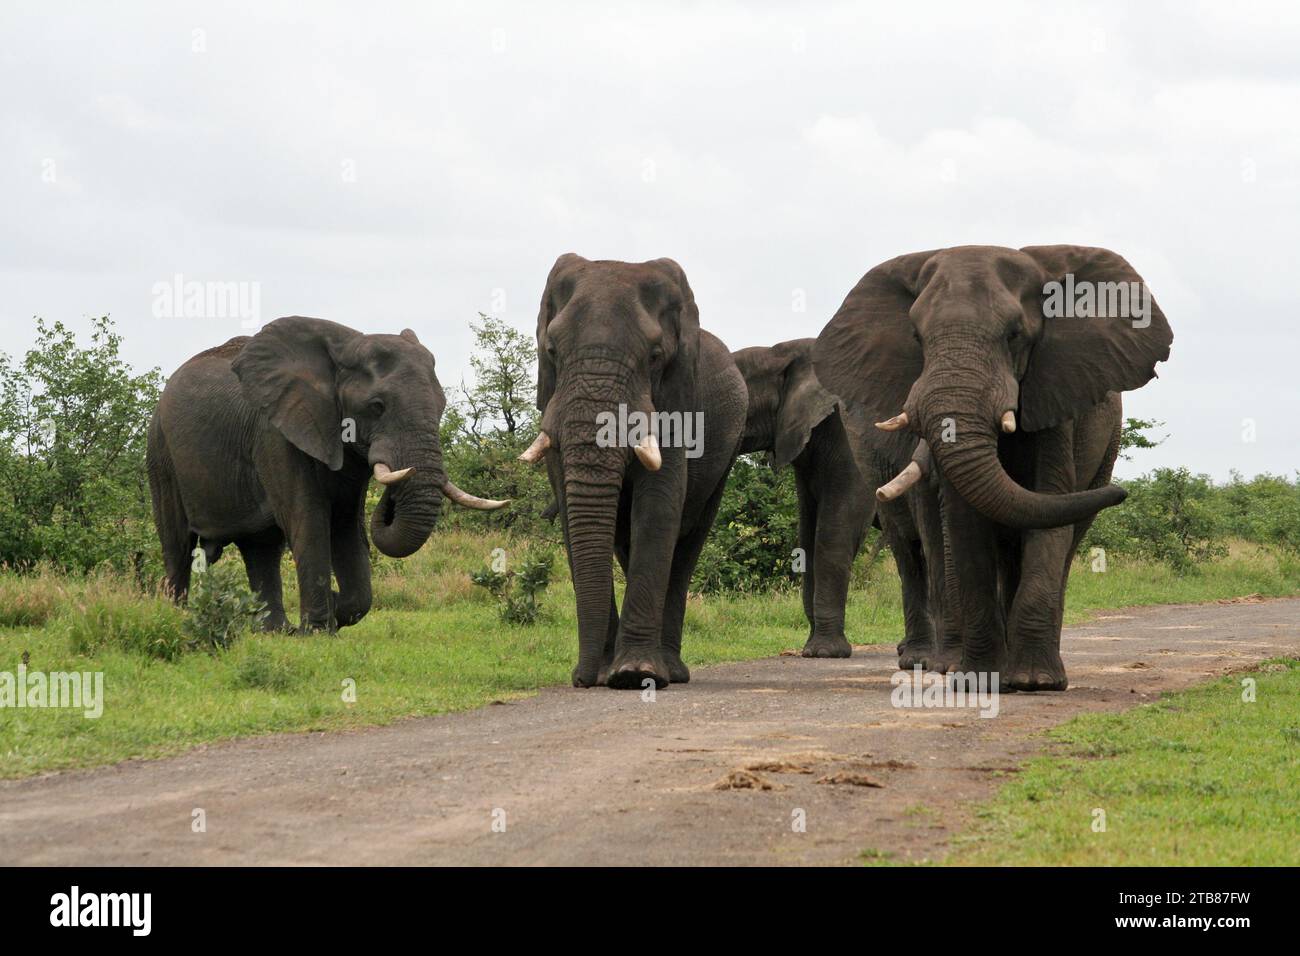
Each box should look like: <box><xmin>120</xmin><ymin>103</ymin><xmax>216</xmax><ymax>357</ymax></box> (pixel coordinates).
<box><xmin>147</xmin><ymin>244</ymin><xmax>1172</xmax><ymax>693</ymax></box>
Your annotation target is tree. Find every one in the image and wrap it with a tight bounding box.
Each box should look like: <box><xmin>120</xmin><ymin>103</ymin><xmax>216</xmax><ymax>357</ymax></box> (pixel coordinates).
<box><xmin>457</xmin><ymin>313</ymin><xmax>537</xmax><ymax>444</ymax></box>
<box><xmin>1118</xmin><ymin>417</ymin><xmax>1165</xmax><ymax>461</ymax></box>
<box><xmin>0</xmin><ymin>316</ymin><xmax>163</xmax><ymax>574</ymax></box>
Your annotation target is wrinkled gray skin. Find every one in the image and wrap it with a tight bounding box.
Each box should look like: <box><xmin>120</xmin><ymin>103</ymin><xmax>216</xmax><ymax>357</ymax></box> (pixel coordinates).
<box><xmin>816</xmin><ymin>246</ymin><xmax>1172</xmax><ymax>691</ymax></box>
<box><xmin>734</xmin><ymin>339</ymin><xmax>953</xmax><ymax>665</ymax></box>
<box><xmin>148</xmin><ymin>317</ymin><xmax>458</xmax><ymax>632</ymax></box>
<box><xmin>534</xmin><ymin>254</ymin><xmax>747</xmax><ymax>689</ymax></box>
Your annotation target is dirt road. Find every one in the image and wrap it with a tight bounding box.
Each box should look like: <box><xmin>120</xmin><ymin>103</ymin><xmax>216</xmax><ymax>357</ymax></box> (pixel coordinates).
<box><xmin>2</xmin><ymin>599</ymin><xmax>1296</xmax><ymax>865</ymax></box>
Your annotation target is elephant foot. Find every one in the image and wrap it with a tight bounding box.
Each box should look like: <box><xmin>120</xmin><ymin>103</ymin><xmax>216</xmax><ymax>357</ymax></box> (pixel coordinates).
<box><xmin>572</xmin><ymin>664</ymin><xmax>601</xmax><ymax>688</ymax></box>
<box><xmin>896</xmin><ymin>635</ymin><xmax>934</xmax><ymax>670</ymax></box>
<box><xmin>604</xmin><ymin>649</ymin><xmax>669</xmax><ymax>690</ymax></box>
<box><xmin>1005</xmin><ymin>645</ymin><xmax>1068</xmax><ymax>692</ymax></box>
<box><xmin>802</xmin><ymin>633</ymin><xmax>852</xmax><ymax>658</ymax></box>
<box><xmin>665</xmin><ymin>654</ymin><xmax>691</xmax><ymax>684</ymax></box>
<box><xmin>260</xmin><ymin>612</ymin><xmax>291</xmax><ymax>633</ymax></box>
<box><xmin>954</xmin><ymin>650</ymin><xmax>1006</xmax><ymax>691</ymax></box>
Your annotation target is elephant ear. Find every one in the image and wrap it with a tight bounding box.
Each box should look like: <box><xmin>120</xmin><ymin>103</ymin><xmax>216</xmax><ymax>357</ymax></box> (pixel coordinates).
<box><xmin>1018</xmin><ymin>245</ymin><xmax>1173</xmax><ymax>432</ymax></box>
<box><xmin>773</xmin><ymin>340</ymin><xmax>838</xmax><ymax>469</ymax></box>
<box><xmin>535</xmin><ymin>253</ymin><xmax>584</xmax><ymax>411</ymax></box>
<box><xmin>648</xmin><ymin>257</ymin><xmax>700</xmax><ymax>413</ymax></box>
<box><xmin>812</xmin><ymin>250</ymin><xmax>935</xmax><ymax>424</ymax></box>
<box><xmin>231</xmin><ymin>316</ymin><xmax>360</xmax><ymax>470</ymax></box>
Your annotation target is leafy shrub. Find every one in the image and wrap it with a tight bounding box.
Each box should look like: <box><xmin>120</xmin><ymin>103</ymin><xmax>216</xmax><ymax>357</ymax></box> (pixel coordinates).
<box><xmin>184</xmin><ymin>553</ymin><xmax>267</xmax><ymax>651</ymax></box>
<box><xmin>470</xmin><ymin>547</ymin><xmax>554</xmax><ymax>624</ymax></box>
<box><xmin>0</xmin><ymin>316</ymin><xmax>163</xmax><ymax>576</ymax></box>
<box><xmin>62</xmin><ymin>589</ymin><xmax>187</xmax><ymax>660</ymax></box>
<box><xmin>1084</xmin><ymin>468</ymin><xmax>1228</xmax><ymax>572</ymax></box>
<box><xmin>694</xmin><ymin>455</ymin><xmax>800</xmax><ymax>592</ymax></box>
<box><xmin>1220</xmin><ymin>472</ymin><xmax>1300</xmax><ymax>555</ymax></box>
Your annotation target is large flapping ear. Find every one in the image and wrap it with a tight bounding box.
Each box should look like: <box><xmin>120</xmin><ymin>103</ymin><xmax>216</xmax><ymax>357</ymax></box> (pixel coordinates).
<box><xmin>647</xmin><ymin>257</ymin><xmax>701</xmax><ymax>413</ymax></box>
<box><xmin>773</xmin><ymin>339</ymin><xmax>838</xmax><ymax>469</ymax></box>
<box><xmin>535</xmin><ymin>253</ymin><xmax>585</xmax><ymax>411</ymax></box>
<box><xmin>231</xmin><ymin>316</ymin><xmax>361</xmax><ymax>469</ymax></box>
<box><xmin>1018</xmin><ymin>245</ymin><xmax>1173</xmax><ymax>432</ymax></box>
<box><xmin>812</xmin><ymin>250</ymin><xmax>936</xmax><ymax>424</ymax></box>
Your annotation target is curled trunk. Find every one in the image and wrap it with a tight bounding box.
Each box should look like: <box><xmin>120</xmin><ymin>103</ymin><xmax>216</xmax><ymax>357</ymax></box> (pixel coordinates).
<box><xmin>370</xmin><ymin>436</ymin><xmax>445</xmax><ymax>557</ymax></box>
<box><xmin>925</xmin><ymin>410</ymin><xmax>1124</xmax><ymax>530</ymax></box>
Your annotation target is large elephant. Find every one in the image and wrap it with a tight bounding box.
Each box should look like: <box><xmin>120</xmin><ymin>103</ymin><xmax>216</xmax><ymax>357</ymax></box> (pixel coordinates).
<box><xmin>147</xmin><ymin>316</ymin><xmax>505</xmax><ymax>632</ymax></box>
<box><xmin>733</xmin><ymin>338</ymin><xmax>953</xmax><ymax>665</ymax></box>
<box><xmin>815</xmin><ymin>246</ymin><xmax>1172</xmax><ymax>690</ymax></box>
<box><xmin>520</xmin><ymin>254</ymin><xmax>747</xmax><ymax>689</ymax></box>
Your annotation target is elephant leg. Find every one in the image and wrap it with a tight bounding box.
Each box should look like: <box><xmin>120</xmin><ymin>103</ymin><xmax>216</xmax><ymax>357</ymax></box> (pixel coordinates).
<box><xmin>794</xmin><ymin>468</ymin><xmax>818</xmax><ymax>643</ymax></box>
<box><xmin>913</xmin><ymin>484</ymin><xmax>961</xmax><ymax>672</ymax></box>
<box><xmin>658</xmin><ymin>477</ymin><xmax>730</xmax><ymax>684</ymax></box>
<box><xmin>606</xmin><ymin>475</ymin><xmax>685</xmax><ymax>690</ymax></box>
<box><xmin>330</xmin><ymin>503</ymin><xmax>372</xmax><ymax>628</ymax></box>
<box><xmin>942</xmin><ymin>477</ymin><xmax>1006</xmax><ymax>681</ymax></box>
<box><xmin>801</xmin><ymin>491</ymin><xmax>865</xmax><ymax>659</ymax></box>
<box><xmin>882</xmin><ymin>505</ymin><xmax>934</xmax><ymax>669</ymax></box>
<box><xmin>1005</xmin><ymin>527</ymin><xmax>1073</xmax><ymax>690</ymax></box>
<box><xmin>235</xmin><ymin>528</ymin><xmax>289</xmax><ymax>632</ymax></box>
<box><xmin>282</xmin><ymin>505</ymin><xmax>335</xmax><ymax>633</ymax></box>
<box><xmin>594</xmin><ymin>582</ymin><xmax>621</xmax><ymax>686</ymax></box>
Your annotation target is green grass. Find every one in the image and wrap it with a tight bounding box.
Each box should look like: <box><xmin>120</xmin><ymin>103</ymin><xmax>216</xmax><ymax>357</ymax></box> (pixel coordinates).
<box><xmin>941</xmin><ymin>657</ymin><xmax>1300</xmax><ymax>866</ymax></box>
<box><xmin>1</xmin><ymin>534</ymin><xmax>1297</xmax><ymax>779</ymax></box>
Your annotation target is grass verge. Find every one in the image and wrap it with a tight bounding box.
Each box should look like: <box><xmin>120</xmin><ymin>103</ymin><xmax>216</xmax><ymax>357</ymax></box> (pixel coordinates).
<box><xmin>940</xmin><ymin>657</ymin><xmax>1300</xmax><ymax>866</ymax></box>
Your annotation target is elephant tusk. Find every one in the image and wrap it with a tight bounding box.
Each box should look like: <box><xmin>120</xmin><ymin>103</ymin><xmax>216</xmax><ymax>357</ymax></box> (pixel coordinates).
<box><xmin>1001</xmin><ymin>410</ymin><xmax>1017</xmax><ymax>433</ymax></box>
<box><xmin>634</xmin><ymin>432</ymin><xmax>662</xmax><ymax>472</ymax></box>
<box><xmin>441</xmin><ymin>479</ymin><xmax>509</xmax><ymax>511</ymax></box>
<box><xmin>875</xmin><ymin>412</ymin><xmax>909</xmax><ymax>432</ymax></box>
<box><xmin>876</xmin><ymin>461</ymin><xmax>923</xmax><ymax>502</ymax></box>
<box><xmin>517</xmin><ymin>430</ymin><xmax>551</xmax><ymax>464</ymax></box>
<box><xmin>373</xmin><ymin>463</ymin><xmax>414</xmax><ymax>485</ymax></box>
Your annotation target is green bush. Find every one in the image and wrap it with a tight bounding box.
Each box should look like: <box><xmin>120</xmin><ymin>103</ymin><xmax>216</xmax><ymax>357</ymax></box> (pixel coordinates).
<box><xmin>0</xmin><ymin>316</ymin><xmax>163</xmax><ymax>577</ymax></box>
<box><xmin>1220</xmin><ymin>472</ymin><xmax>1300</xmax><ymax>554</ymax></box>
<box><xmin>1084</xmin><ymin>468</ymin><xmax>1229</xmax><ymax>572</ymax></box>
<box><xmin>61</xmin><ymin>590</ymin><xmax>187</xmax><ymax>661</ymax></box>
<box><xmin>184</xmin><ymin>553</ymin><xmax>267</xmax><ymax>651</ymax></box>
<box><xmin>470</xmin><ymin>546</ymin><xmax>554</xmax><ymax>624</ymax></box>
<box><xmin>695</xmin><ymin>455</ymin><xmax>800</xmax><ymax>593</ymax></box>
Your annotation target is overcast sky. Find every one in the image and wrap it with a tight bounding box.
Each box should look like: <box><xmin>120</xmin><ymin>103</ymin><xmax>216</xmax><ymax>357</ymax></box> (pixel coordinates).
<box><xmin>3</xmin><ymin>1</ymin><xmax>1298</xmax><ymax>479</ymax></box>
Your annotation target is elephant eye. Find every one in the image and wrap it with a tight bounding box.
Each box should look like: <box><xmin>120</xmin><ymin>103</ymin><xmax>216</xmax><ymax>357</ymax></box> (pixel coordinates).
<box><xmin>368</xmin><ymin>399</ymin><xmax>385</xmax><ymax>416</ymax></box>
<box><xmin>1007</xmin><ymin>327</ymin><xmax>1021</xmax><ymax>342</ymax></box>
<box><xmin>650</xmin><ymin>346</ymin><xmax>664</xmax><ymax>364</ymax></box>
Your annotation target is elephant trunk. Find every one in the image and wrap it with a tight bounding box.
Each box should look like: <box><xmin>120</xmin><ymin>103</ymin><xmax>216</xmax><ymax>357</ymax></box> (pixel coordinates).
<box><xmin>920</xmin><ymin>386</ymin><xmax>1125</xmax><ymax>531</ymax></box>
<box><xmin>369</xmin><ymin>433</ymin><xmax>445</xmax><ymax>558</ymax></box>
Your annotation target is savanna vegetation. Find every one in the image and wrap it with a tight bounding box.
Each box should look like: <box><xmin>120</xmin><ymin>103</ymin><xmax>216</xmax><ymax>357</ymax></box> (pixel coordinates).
<box><xmin>1</xmin><ymin>315</ymin><xmax>1298</xmax><ymax>788</ymax></box>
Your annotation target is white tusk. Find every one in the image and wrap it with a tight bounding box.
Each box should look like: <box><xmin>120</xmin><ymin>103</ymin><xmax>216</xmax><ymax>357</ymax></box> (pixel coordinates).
<box><xmin>441</xmin><ymin>480</ymin><xmax>509</xmax><ymax>511</ymax></box>
<box><xmin>875</xmin><ymin>412</ymin><xmax>909</xmax><ymax>432</ymax></box>
<box><xmin>634</xmin><ymin>432</ymin><xmax>662</xmax><ymax>472</ymax></box>
<box><xmin>373</xmin><ymin>463</ymin><xmax>414</xmax><ymax>485</ymax></box>
<box><xmin>517</xmin><ymin>430</ymin><xmax>551</xmax><ymax>464</ymax></box>
<box><xmin>1001</xmin><ymin>410</ymin><xmax>1017</xmax><ymax>433</ymax></box>
<box><xmin>876</xmin><ymin>461</ymin><xmax>923</xmax><ymax>502</ymax></box>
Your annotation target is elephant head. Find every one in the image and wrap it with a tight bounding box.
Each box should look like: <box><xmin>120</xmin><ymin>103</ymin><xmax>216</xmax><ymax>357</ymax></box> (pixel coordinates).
<box><xmin>732</xmin><ymin>338</ymin><xmax>838</xmax><ymax>468</ymax></box>
<box><xmin>814</xmin><ymin>245</ymin><xmax>1172</xmax><ymax>529</ymax></box>
<box><xmin>520</xmin><ymin>254</ymin><xmax>700</xmax><ymax>673</ymax></box>
<box><xmin>232</xmin><ymin>316</ymin><xmax>504</xmax><ymax>558</ymax></box>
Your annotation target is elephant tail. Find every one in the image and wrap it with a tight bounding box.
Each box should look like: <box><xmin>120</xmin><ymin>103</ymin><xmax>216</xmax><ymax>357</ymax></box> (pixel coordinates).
<box><xmin>146</xmin><ymin>413</ymin><xmax>196</xmax><ymax>602</ymax></box>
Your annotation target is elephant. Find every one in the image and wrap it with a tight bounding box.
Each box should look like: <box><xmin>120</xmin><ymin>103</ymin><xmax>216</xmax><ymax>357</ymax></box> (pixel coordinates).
<box><xmin>733</xmin><ymin>338</ymin><xmax>954</xmax><ymax>665</ymax></box>
<box><xmin>815</xmin><ymin>245</ymin><xmax>1172</xmax><ymax>691</ymax></box>
<box><xmin>519</xmin><ymin>254</ymin><xmax>747</xmax><ymax>689</ymax></box>
<box><xmin>147</xmin><ymin>316</ymin><xmax>506</xmax><ymax>632</ymax></box>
